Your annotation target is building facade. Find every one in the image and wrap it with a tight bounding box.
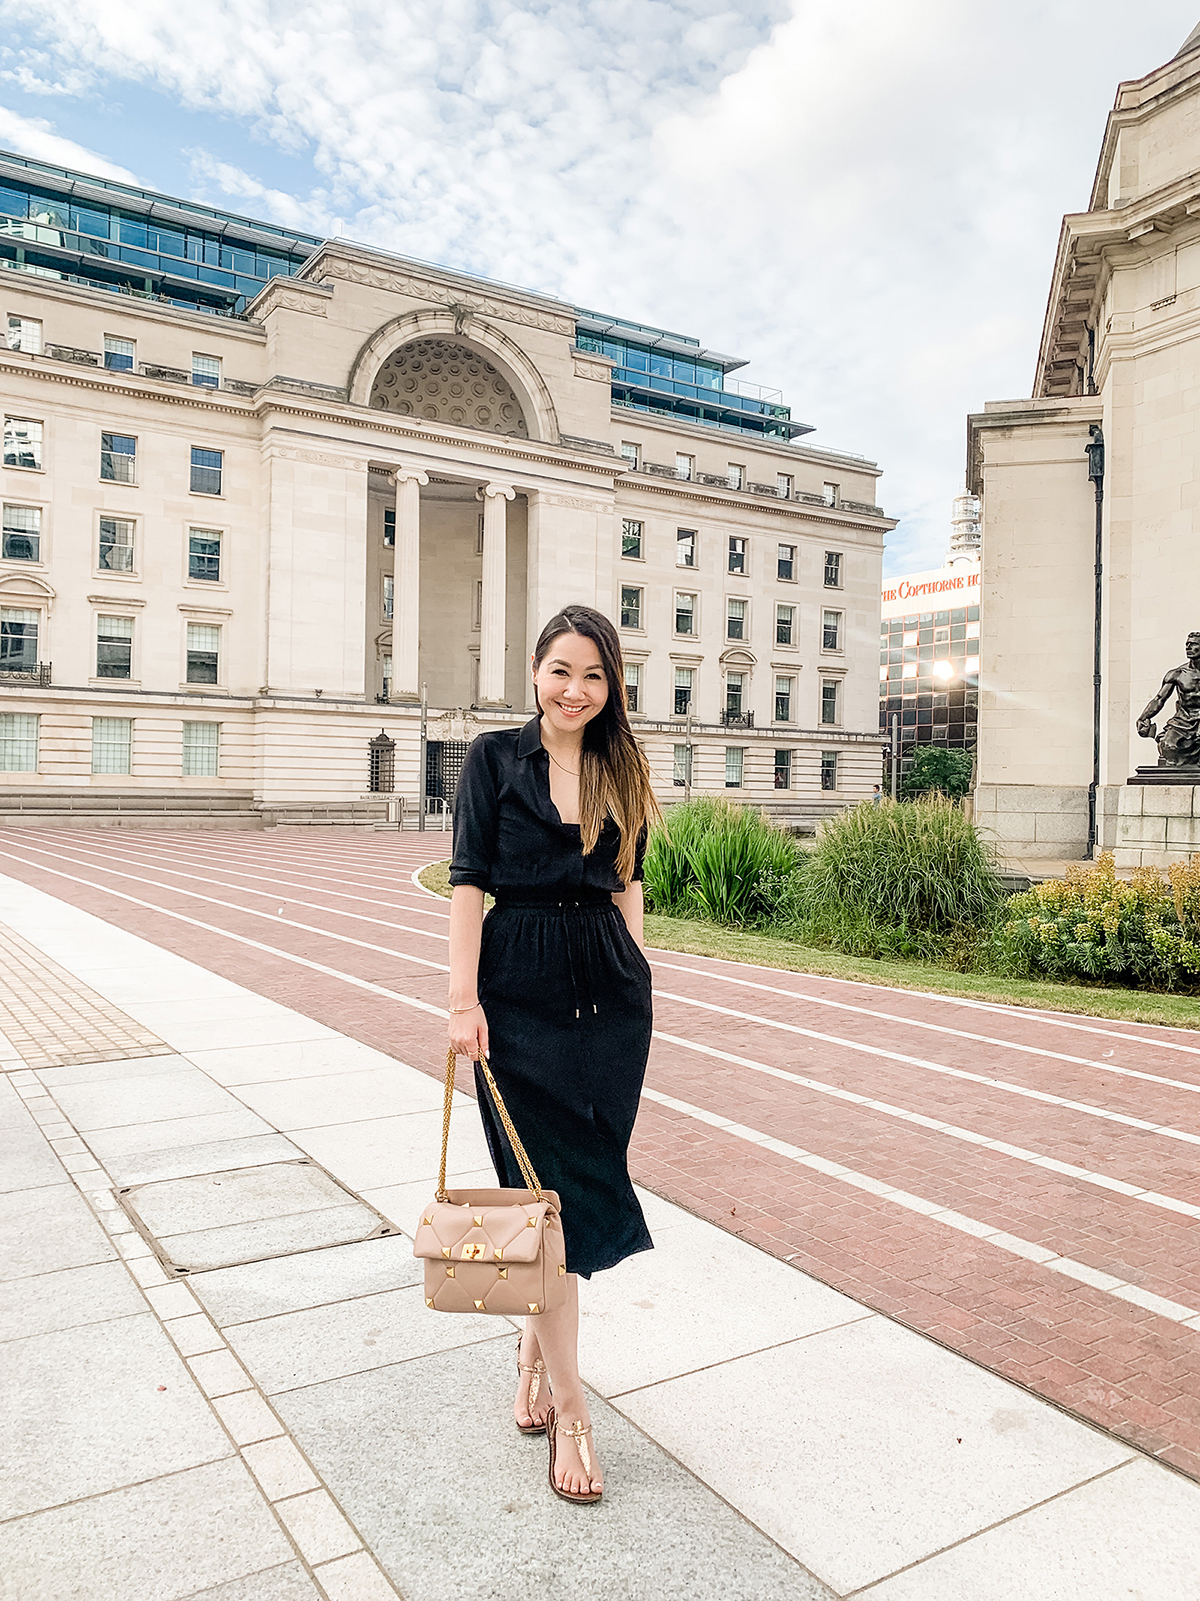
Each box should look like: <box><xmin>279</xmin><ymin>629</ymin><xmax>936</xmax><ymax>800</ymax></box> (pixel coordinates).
<box><xmin>970</xmin><ymin>25</ymin><xmax>1200</xmax><ymax>863</ymax></box>
<box><xmin>878</xmin><ymin>496</ymin><xmax>982</xmax><ymax>770</ymax></box>
<box><xmin>0</xmin><ymin>149</ymin><xmax>892</xmax><ymax>828</ymax></box>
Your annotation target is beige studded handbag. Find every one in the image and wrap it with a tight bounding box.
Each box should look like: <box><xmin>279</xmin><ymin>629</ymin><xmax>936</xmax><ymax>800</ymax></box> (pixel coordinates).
<box><xmin>413</xmin><ymin>1048</ymin><xmax>567</xmax><ymax>1316</ymax></box>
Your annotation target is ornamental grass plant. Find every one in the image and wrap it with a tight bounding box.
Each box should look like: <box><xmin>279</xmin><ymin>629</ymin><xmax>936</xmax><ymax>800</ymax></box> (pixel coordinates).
<box><xmin>998</xmin><ymin>851</ymin><xmax>1200</xmax><ymax>991</ymax></box>
<box><xmin>643</xmin><ymin>797</ymin><xmax>799</xmax><ymax>924</ymax></box>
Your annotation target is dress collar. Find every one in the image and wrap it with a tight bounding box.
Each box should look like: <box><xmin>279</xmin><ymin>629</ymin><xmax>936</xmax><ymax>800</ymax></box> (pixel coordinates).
<box><xmin>516</xmin><ymin>715</ymin><xmax>544</xmax><ymax>758</ymax></box>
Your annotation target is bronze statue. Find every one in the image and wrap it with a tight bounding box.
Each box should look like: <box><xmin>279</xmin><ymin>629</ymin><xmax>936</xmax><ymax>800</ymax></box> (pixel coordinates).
<box><xmin>1136</xmin><ymin>632</ymin><xmax>1200</xmax><ymax>768</ymax></box>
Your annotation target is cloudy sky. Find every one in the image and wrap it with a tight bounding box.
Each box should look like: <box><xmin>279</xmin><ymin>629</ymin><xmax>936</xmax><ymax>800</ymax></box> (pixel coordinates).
<box><xmin>0</xmin><ymin>1</ymin><xmax>1195</xmax><ymax>573</ymax></box>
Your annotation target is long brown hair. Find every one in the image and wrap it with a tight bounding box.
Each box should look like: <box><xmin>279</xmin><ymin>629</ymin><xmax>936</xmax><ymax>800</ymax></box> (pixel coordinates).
<box><xmin>533</xmin><ymin>603</ymin><xmax>661</xmax><ymax>885</ymax></box>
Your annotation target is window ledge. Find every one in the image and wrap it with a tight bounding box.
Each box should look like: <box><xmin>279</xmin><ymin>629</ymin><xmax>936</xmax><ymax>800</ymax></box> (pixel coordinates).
<box><xmin>2</xmin><ymin>465</ymin><xmax>44</xmax><ymax>475</ymax></box>
<box><xmin>89</xmin><ymin>678</ymin><xmax>142</xmax><ymax>689</ymax></box>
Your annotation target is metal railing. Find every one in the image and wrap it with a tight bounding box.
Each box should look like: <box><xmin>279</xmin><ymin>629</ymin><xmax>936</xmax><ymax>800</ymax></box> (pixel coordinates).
<box><xmin>635</xmin><ymin>460</ymin><xmax>885</xmax><ymax>516</ymax></box>
<box><xmin>0</xmin><ymin>662</ymin><xmax>51</xmax><ymax>687</ymax></box>
<box><xmin>720</xmin><ymin>710</ymin><xmax>754</xmax><ymax>728</ymax></box>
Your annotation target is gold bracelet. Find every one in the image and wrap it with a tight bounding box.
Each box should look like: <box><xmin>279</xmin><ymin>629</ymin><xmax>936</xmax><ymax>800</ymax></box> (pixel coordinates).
<box><xmin>448</xmin><ymin>1003</ymin><xmax>480</xmax><ymax>1014</ymax></box>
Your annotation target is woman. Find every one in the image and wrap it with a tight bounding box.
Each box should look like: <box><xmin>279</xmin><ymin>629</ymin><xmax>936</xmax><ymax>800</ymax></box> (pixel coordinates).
<box><xmin>447</xmin><ymin>603</ymin><xmax>660</xmax><ymax>1504</ymax></box>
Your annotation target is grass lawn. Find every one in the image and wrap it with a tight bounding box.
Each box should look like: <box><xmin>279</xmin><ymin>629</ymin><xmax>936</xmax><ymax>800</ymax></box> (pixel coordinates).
<box><xmin>415</xmin><ymin>860</ymin><xmax>1200</xmax><ymax>1032</ymax></box>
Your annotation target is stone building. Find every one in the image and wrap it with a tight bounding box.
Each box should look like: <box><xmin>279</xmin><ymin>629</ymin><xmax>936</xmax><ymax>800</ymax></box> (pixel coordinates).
<box><xmin>969</xmin><ymin>25</ymin><xmax>1200</xmax><ymax>864</ymax></box>
<box><xmin>0</xmin><ymin>148</ymin><xmax>891</xmax><ymax>828</ymax></box>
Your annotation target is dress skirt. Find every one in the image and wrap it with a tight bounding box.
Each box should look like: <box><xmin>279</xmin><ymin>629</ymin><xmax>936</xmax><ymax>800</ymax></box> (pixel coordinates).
<box><xmin>473</xmin><ymin>890</ymin><xmax>654</xmax><ymax>1278</ymax></box>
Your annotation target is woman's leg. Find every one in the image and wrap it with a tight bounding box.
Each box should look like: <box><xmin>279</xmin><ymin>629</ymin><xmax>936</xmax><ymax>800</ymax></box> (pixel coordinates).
<box><xmin>528</xmin><ymin>1276</ymin><xmax>602</xmax><ymax>1495</ymax></box>
<box><xmin>515</xmin><ymin>1318</ymin><xmax>551</xmax><ymax>1430</ymax></box>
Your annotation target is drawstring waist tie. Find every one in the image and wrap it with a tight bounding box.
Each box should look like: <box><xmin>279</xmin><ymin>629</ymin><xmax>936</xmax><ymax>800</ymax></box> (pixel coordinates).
<box><xmin>488</xmin><ymin>892</ymin><xmax>616</xmax><ymax>1020</ymax></box>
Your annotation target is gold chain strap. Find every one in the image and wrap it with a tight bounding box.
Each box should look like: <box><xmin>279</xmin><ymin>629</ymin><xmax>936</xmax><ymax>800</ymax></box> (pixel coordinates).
<box><xmin>438</xmin><ymin>1047</ymin><xmax>544</xmax><ymax>1202</ymax></box>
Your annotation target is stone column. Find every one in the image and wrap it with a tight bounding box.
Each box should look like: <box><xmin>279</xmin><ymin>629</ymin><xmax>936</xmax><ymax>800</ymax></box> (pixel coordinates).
<box><xmin>478</xmin><ymin>482</ymin><xmax>515</xmax><ymax>706</ymax></box>
<box><xmin>390</xmin><ymin>468</ymin><xmax>428</xmax><ymax>700</ymax></box>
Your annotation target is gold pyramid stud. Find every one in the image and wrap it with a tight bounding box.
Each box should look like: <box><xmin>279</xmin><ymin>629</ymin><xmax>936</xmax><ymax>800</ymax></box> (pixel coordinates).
<box><xmin>422</xmin><ymin>1217</ymin><xmax>432</xmax><ymax>1226</ymax></box>
<box><xmin>426</xmin><ymin>1297</ymin><xmax>434</xmax><ymax>1308</ymax></box>
<box><xmin>446</xmin><ymin>1265</ymin><xmax>455</xmax><ymax>1277</ymax></box>
<box><xmin>528</xmin><ymin>1303</ymin><xmax>539</xmax><ymax>1314</ymax></box>
<box><xmin>526</xmin><ymin>1217</ymin><xmax>536</xmax><ymax>1227</ymax></box>
<box><xmin>558</xmin><ymin>1263</ymin><xmax>566</xmax><ymax>1275</ymax></box>
<box><xmin>441</xmin><ymin>1247</ymin><xmax>450</xmax><ymax>1259</ymax></box>
<box><xmin>498</xmin><ymin>1267</ymin><xmax>508</xmax><ymax>1279</ymax></box>
<box><xmin>474</xmin><ymin>1299</ymin><xmax>485</xmax><ymax>1309</ymax></box>
<box><xmin>493</xmin><ymin>1247</ymin><xmax>503</xmax><ymax>1261</ymax></box>
<box><xmin>473</xmin><ymin>1215</ymin><xmax>483</xmax><ymax>1227</ymax></box>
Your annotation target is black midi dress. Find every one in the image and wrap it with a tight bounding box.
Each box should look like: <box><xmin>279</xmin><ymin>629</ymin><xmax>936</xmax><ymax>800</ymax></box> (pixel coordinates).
<box><xmin>449</xmin><ymin>715</ymin><xmax>653</xmax><ymax>1278</ymax></box>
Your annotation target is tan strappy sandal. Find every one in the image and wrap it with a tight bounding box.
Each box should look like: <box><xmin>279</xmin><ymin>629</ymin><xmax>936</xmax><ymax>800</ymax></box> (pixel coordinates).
<box><xmin>546</xmin><ymin>1406</ymin><xmax>603</xmax><ymax>1504</ymax></box>
<box><xmin>515</xmin><ymin>1336</ymin><xmax>548</xmax><ymax>1437</ymax></box>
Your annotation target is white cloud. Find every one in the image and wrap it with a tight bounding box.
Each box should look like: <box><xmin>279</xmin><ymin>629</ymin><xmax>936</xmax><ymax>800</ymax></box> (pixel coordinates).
<box><xmin>0</xmin><ymin>104</ymin><xmax>136</xmax><ymax>182</ymax></box>
<box><xmin>4</xmin><ymin>0</ymin><xmax>1198</xmax><ymax>569</ymax></box>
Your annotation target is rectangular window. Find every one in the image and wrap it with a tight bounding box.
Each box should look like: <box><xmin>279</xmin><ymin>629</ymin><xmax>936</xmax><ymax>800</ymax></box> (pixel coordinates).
<box><xmin>190</xmin><ymin>446</ymin><xmax>223</xmax><ymax>496</ymax></box>
<box><xmin>0</xmin><ymin>711</ymin><xmax>38</xmax><ymax>772</ymax></box>
<box><xmin>676</xmin><ymin>528</ymin><xmax>696</xmax><ymax>567</ymax></box>
<box><xmin>821</xmin><ymin>679</ymin><xmax>840</xmax><ymax>726</ymax></box>
<box><xmin>383</xmin><ymin>507</ymin><xmax>395</xmax><ymax>547</ymax></box>
<box><xmin>776</xmin><ymin>603</ymin><xmax>795</xmax><ymax>646</ymax></box>
<box><xmin>675</xmin><ymin>453</ymin><xmax>694</xmax><ymax>481</ymax></box>
<box><xmin>774</xmin><ymin>748</ymin><xmax>792</xmax><ymax>790</ymax></box>
<box><xmin>100</xmin><ymin>432</ymin><xmax>136</xmax><ymax>484</ymax></box>
<box><xmin>675</xmin><ymin>592</ymin><xmax>695</xmax><ymax>635</ymax></box>
<box><xmin>674</xmin><ymin>666</ymin><xmax>694</xmax><ymax>717</ymax></box>
<box><xmin>2</xmin><ymin>504</ymin><xmax>41</xmax><ymax>561</ymax></box>
<box><xmin>725</xmin><ymin>747</ymin><xmax>744</xmax><ymax>788</ymax></box>
<box><xmin>725</xmin><ymin>672</ymin><xmax>744</xmax><ymax>717</ymax></box>
<box><xmin>727</xmin><ymin>463</ymin><xmax>744</xmax><ymax>490</ymax></box>
<box><xmin>92</xmin><ymin>717</ymin><xmax>132</xmax><ymax>775</ymax></box>
<box><xmin>824</xmin><ymin>550</ymin><xmax>843</xmax><ymax>588</ymax></box>
<box><xmin>103</xmin><ymin>335</ymin><xmax>135</xmax><ymax>372</ymax></box>
<box><xmin>6</xmin><ymin>316</ymin><xmax>41</xmax><ymax>354</ymax></box>
<box><xmin>823</xmin><ymin>482</ymin><xmax>839</xmax><ymax>507</ymax></box>
<box><xmin>728</xmin><ymin>536</ymin><xmax>746</xmax><ymax>574</ymax></box>
<box><xmin>474</xmin><ymin>580</ymin><xmax>483</xmax><ymax>628</ymax></box>
<box><xmin>98</xmin><ymin>517</ymin><xmax>134</xmax><ymax>573</ymax></box>
<box><xmin>0</xmin><ymin>608</ymin><xmax>38</xmax><ymax>672</ymax></box>
<box><xmin>777</xmin><ymin>543</ymin><xmax>795</xmax><ymax>581</ymax></box>
<box><xmin>775</xmin><ymin>675</ymin><xmax>793</xmax><ymax>722</ymax></box>
<box><xmin>624</xmin><ymin>661</ymin><xmax>640</xmax><ymax>714</ymax></box>
<box><xmin>822</xmin><ymin>609</ymin><xmax>842</xmax><ymax>651</ymax></box>
<box><xmin>620</xmin><ymin>441</ymin><xmax>641</xmax><ymax>468</ymax></box>
<box><xmin>777</xmin><ymin>474</ymin><xmax>792</xmax><ymax>500</ymax></box>
<box><xmin>382</xmin><ymin>652</ymin><xmax>392</xmax><ymax>696</ymax></box>
<box><xmin>188</xmin><ymin>527</ymin><xmax>221</xmax><ymax>582</ymax></box>
<box><xmin>192</xmin><ymin>353</ymin><xmax>221</xmax><ymax>389</ymax></box>
<box><xmin>621</xmin><ymin>518</ymin><xmax>643</xmax><ymax>559</ymax></box>
<box><xmin>620</xmin><ymin>585</ymin><xmax>642</xmax><ymax>629</ymax></box>
<box><xmin>3</xmin><ymin>417</ymin><xmax>42</xmax><ymax>469</ymax></box>
<box><xmin>96</xmin><ymin>614</ymin><xmax>133</xmax><ymax>680</ymax></box>
<box><xmin>182</xmin><ymin>721</ymin><xmax>220</xmax><ymax>777</ymax></box>
<box><xmin>726</xmin><ymin>597</ymin><xmax>746</xmax><ymax>641</ymax></box>
<box><xmin>821</xmin><ymin>751</ymin><xmax>839</xmax><ymax>791</ymax></box>
<box><xmin>383</xmin><ymin>574</ymin><xmax>394</xmax><ymax>620</ymax></box>
<box><xmin>673</xmin><ymin>743</ymin><xmax>693</xmax><ymax>787</ymax></box>
<box><xmin>186</xmin><ymin>623</ymin><xmax>220</xmax><ymax>685</ymax></box>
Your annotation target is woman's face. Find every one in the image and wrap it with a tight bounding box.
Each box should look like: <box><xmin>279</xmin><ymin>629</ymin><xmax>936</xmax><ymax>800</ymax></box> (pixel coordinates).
<box><xmin>532</xmin><ymin>630</ymin><xmax>609</xmax><ymax>738</ymax></box>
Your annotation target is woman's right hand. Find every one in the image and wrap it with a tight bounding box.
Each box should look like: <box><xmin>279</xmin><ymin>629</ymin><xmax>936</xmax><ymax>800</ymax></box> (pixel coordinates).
<box><xmin>448</xmin><ymin>1002</ymin><xmax>489</xmax><ymax>1061</ymax></box>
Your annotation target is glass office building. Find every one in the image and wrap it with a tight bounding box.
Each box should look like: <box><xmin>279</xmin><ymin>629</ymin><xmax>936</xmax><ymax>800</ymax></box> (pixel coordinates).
<box><xmin>879</xmin><ymin>581</ymin><xmax>980</xmax><ymax>756</ymax></box>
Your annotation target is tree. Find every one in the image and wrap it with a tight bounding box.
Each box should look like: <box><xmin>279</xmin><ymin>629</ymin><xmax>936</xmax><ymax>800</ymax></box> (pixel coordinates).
<box><xmin>901</xmin><ymin>745</ymin><xmax>974</xmax><ymax>801</ymax></box>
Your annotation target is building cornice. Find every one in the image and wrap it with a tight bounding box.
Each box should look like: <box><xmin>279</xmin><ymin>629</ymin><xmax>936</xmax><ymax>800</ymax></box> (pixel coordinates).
<box><xmin>612</xmin><ymin>406</ymin><xmax>882</xmax><ymax>476</ymax></box>
<box><xmin>965</xmin><ymin>398</ymin><xmax>1100</xmax><ymax>496</ymax></box>
<box><xmin>617</xmin><ymin>471</ymin><xmax>894</xmax><ymax>534</ymax></box>
<box><xmin>0</xmin><ymin>351</ymin><xmax>258</xmax><ymax>416</ymax></box>
<box><xmin>0</xmin><ymin>261</ymin><xmax>266</xmax><ymax>339</ymax></box>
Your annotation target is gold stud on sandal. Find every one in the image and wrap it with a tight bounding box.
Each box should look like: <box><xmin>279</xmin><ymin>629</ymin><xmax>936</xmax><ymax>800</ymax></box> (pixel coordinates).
<box><xmin>546</xmin><ymin>1406</ymin><xmax>603</xmax><ymax>1504</ymax></box>
<box><xmin>515</xmin><ymin>1337</ymin><xmax>548</xmax><ymax>1436</ymax></box>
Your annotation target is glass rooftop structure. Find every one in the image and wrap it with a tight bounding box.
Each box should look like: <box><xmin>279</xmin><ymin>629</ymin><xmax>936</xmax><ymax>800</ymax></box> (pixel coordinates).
<box><xmin>0</xmin><ymin>151</ymin><xmax>808</xmax><ymax>438</ymax></box>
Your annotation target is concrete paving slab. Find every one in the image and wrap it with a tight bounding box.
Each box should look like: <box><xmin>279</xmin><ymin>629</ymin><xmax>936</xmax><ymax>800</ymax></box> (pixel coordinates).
<box><xmin>272</xmin><ymin>1488</ymin><xmax>360</xmax><ymax>1564</ymax></box>
<box><xmin>86</xmin><ymin>1107</ymin><xmax>276</xmax><ymax>1159</ymax></box>
<box><xmin>160</xmin><ymin>1203</ymin><xmax>387</xmax><ymax>1274</ymax></box>
<box><xmin>864</xmin><ymin>1457</ymin><xmax>1200</xmax><ymax>1601</ymax></box>
<box><xmin>123</xmin><ymin>1160</ymin><xmax>373</xmax><ymax>1236</ymax></box>
<box><xmin>103</xmin><ymin>1133</ymin><xmax>303</xmax><ymax>1187</ymax></box>
<box><xmin>615</xmin><ymin>1317</ymin><xmax>1134</xmax><ymax>1595</ymax></box>
<box><xmin>0</xmin><ymin>1313</ymin><xmax>233</xmax><ymax>1518</ymax></box>
<box><xmin>185</xmin><ymin>1037</ymin><xmax>404</xmax><ymax>1087</ymax></box>
<box><xmin>310</xmin><ymin>1551</ymin><xmax>399</xmax><ymax>1601</ymax></box>
<box><xmin>582</xmin><ymin>1218</ymin><xmax>873</xmax><ymax>1397</ymax></box>
<box><xmin>0</xmin><ymin>1259</ymin><xmax>144</xmax><ymax>1342</ymax></box>
<box><xmin>210</xmin><ymin>1388</ymin><xmax>286</xmax><ymax>1447</ymax></box>
<box><xmin>192</xmin><ymin>1236</ymin><xmax>423</xmax><ymax>1326</ymax></box>
<box><xmin>51</xmin><ymin>1066</ymin><xmax>243</xmax><ymax>1131</ymax></box>
<box><xmin>0</xmin><ymin>1112</ymin><xmax>68</xmax><ymax>1192</ymax></box>
<box><xmin>123</xmin><ymin>997</ymin><xmax>340</xmax><ymax>1051</ymax></box>
<box><xmin>233</xmin><ymin>1066</ymin><xmax>445</xmax><ymax>1131</ymax></box>
<box><xmin>289</xmin><ymin>1107</ymin><xmax>490</xmax><ymax>1192</ymax></box>
<box><xmin>73</xmin><ymin>963</ymin><xmax>254</xmax><ymax>1006</ymax></box>
<box><xmin>362</xmin><ymin>1168</ymin><xmax>497</xmax><ymax>1232</ymax></box>
<box><xmin>182</xmin><ymin>1565</ymin><xmax>322</xmax><ymax>1601</ymax></box>
<box><xmin>275</xmin><ymin>1337</ymin><xmax>836</xmax><ymax>1601</ymax></box>
<box><xmin>0</xmin><ymin>1458</ymin><xmax>296</xmax><ymax>1601</ymax></box>
<box><xmin>0</xmin><ymin>1183</ymin><xmax>117</xmax><ymax>1281</ymax></box>
<box><xmin>224</xmin><ymin>1284</ymin><xmax>497</xmax><ymax>1393</ymax></box>
<box><xmin>36</xmin><ymin>1052</ymin><xmax>192</xmax><ymax>1088</ymax></box>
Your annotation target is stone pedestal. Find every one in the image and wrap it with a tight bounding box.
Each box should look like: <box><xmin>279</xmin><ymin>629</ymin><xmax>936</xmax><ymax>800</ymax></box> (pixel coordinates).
<box><xmin>1114</xmin><ymin>783</ymin><xmax>1200</xmax><ymax>868</ymax></box>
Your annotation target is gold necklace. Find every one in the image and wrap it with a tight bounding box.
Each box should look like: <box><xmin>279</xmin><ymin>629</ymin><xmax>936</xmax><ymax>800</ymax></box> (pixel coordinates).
<box><xmin>545</xmin><ymin>748</ymin><xmax>581</xmax><ymax>778</ymax></box>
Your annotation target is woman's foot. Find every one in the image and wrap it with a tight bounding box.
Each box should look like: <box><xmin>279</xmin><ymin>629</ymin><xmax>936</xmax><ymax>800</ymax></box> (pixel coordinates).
<box><xmin>515</xmin><ymin>1331</ymin><xmax>551</xmax><ymax>1432</ymax></box>
<box><xmin>548</xmin><ymin>1394</ymin><xmax>603</xmax><ymax>1499</ymax></box>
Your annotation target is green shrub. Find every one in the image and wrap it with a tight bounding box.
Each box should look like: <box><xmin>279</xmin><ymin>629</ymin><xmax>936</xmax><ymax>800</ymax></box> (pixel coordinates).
<box><xmin>644</xmin><ymin>798</ymin><xmax>798</xmax><ymax>923</ymax></box>
<box><xmin>997</xmin><ymin>852</ymin><xmax>1200</xmax><ymax>991</ymax></box>
<box><xmin>901</xmin><ymin>745</ymin><xmax>974</xmax><ymax>800</ymax></box>
<box><xmin>768</xmin><ymin>795</ymin><xmax>1006</xmax><ymax>960</ymax></box>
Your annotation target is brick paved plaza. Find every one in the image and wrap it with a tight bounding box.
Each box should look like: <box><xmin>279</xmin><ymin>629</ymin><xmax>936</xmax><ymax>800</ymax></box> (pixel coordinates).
<box><xmin>3</xmin><ymin>828</ymin><xmax>1200</xmax><ymax>1599</ymax></box>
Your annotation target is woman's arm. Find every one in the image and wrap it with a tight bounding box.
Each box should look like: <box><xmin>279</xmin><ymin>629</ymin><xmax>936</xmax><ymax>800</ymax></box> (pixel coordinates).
<box><xmin>611</xmin><ymin>880</ymin><xmax>645</xmax><ymax>952</ymax></box>
<box><xmin>447</xmin><ymin>885</ymin><xmax>489</xmax><ymax>1058</ymax></box>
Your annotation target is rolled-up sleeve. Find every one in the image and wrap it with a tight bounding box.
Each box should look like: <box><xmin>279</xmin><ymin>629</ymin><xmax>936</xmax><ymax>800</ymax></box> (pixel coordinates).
<box><xmin>449</xmin><ymin>736</ymin><xmax>499</xmax><ymax>889</ymax></box>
